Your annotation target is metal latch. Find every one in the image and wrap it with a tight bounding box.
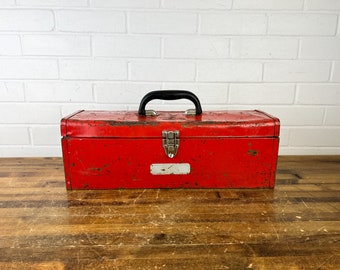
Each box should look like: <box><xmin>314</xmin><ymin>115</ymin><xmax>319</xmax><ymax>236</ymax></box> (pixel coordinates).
<box><xmin>162</xmin><ymin>130</ymin><xmax>180</xmax><ymax>158</ymax></box>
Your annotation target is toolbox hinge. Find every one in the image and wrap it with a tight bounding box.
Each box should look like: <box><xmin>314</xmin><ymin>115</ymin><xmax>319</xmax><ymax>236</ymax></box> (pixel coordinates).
<box><xmin>162</xmin><ymin>130</ymin><xmax>180</xmax><ymax>158</ymax></box>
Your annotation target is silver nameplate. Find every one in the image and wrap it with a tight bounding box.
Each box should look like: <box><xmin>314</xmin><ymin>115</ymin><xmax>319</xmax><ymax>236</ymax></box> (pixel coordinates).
<box><xmin>150</xmin><ymin>163</ymin><xmax>191</xmax><ymax>175</ymax></box>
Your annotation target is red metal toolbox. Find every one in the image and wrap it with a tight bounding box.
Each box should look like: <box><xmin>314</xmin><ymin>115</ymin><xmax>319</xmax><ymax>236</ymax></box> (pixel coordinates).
<box><xmin>61</xmin><ymin>90</ymin><xmax>280</xmax><ymax>189</ymax></box>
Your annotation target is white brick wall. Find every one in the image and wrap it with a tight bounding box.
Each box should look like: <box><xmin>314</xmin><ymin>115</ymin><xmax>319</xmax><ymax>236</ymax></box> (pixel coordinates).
<box><xmin>56</xmin><ymin>10</ymin><xmax>126</xmax><ymax>32</ymax></box>
<box><xmin>91</xmin><ymin>0</ymin><xmax>160</xmax><ymax>8</ymax></box>
<box><xmin>305</xmin><ymin>0</ymin><xmax>340</xmax><ymax>10</ymax></box>
<box><xmin>0</xmin><ymin>10</ymin><xmax>54</xmax><ymax>31</ymax></box>
<box><xmin>263</xmin><ymin>62</ymin><xmax>331</xmax><ymax>82</ymax></box>
<box><xmin>229</xmin><ymin>84</ymin><xmax>295</xmax><ymax>104</ymax></box>
<box><xmin>332</xmin><ymin>62</ymin><xmax>340</xmax><ymax>82</ymax></box>
<box><xmin>0</xmin><ymin>59</ymin><xmax>59</xmax><ymax>79</ymax></box>
<box><xmin>197</xmin><ymin>62</ymin><xmax>262</xmax><ymax>82</ymax></box>
<box><xmin>268</xmin><ymin>13</ymin><xmax>338</xmax><ymax>35</ymax></box>
<box><xmin>231</xmin><ymin>38</ymin><xmax>299</xmax><ymax>59</ymax></box>
<box><xmin>0</xmin><ymin>82</ymin><xmax>24</xmax><ymax>101</ymax></box>
<box><xmin>233</xmin><ymin>0</ymin><xmax>304</xmax><ymax>10</ymax></box>
<box><xmin>130</xmin><ymin>60</ymin><xmax>196</xmax><ymax>81</ymax></box>
<box><xmin>0</xmin><ymin>1</ymin><xmax>339</xmax><ymax>156</ymax></box>
<box><xmin>200</xmin><ymin>13</ymin><xmax>267</xmax><ymax>35</ymax></box>
<box><xmin>164</xmin><ymin>37</ymin><xmax>229</xmax><ymax>59</ymax></box>
<box><xmin>300</xmin><ymin>37</ymin><xmax>340</xmax><ymax>60</ymax></box>
<box><xmin>0</xmin><ymin>36</ymin><xmax>21</xmax><ymax>55</ymax></box>
<box><xmin>163</xmin><ymin>0</ymin><xmax>232</xmax><ymax>10</ymax></box>
<box><xmin>93</xmin><ymin>36</ymin><xmax>161</xmax><ymax>58</ymax></box>
<box><xmin>22</xmin><ymin>35</ymin><xmax>91</xmax><ymax>56</ymax></box>
<box><xmin>60</xmin><ymin>59</ymin><xmax>127</xmax><ymax>80</ymax></box>
<box><xmin>129</xmin><ymin>12</ymin><xmax>197</xmax><ymax>34</ymax></box>
<box><xmin>25</xmin><ymin>82</ymin><xmax>93</xmax><ymax>102</ymax></box>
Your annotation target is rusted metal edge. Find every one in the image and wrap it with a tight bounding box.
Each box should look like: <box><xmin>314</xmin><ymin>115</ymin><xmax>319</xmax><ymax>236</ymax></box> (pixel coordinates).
<box><xmin>60</xmin><ymin>110</ymin><xmax>84</xmax><ymax>137</ymax></box>
<box><xmin>255</xmin><ymin>110</ymin><xmax>280</xmax><ymax>137</ymax></box>
<box><xmin>61</xmin><ymin>138</ymin><xmax>72</xmax><ymax>190</ymax></box>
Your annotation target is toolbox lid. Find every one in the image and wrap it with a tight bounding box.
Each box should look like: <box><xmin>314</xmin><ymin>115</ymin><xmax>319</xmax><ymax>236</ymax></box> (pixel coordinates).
<box><xmin>61</xmin><ymin>110</ymin><xmax>280</xmax><ymax>138</ymax></box>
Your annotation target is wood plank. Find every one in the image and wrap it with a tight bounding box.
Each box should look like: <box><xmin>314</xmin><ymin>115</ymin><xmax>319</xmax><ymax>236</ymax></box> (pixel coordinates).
<box><xmin>1</xmin><ymin>255</ymin><xmax>338</xmax><ymax>270</ymax></box>
<box><xmin>0</xmin><ymin>190</ymin><xmax>338</xmax><ymax>203</ymax></box>
<box><xmin>0</xmin><ymin>156</ymin><xmax>339</xmax><ymax>269</ymax></box>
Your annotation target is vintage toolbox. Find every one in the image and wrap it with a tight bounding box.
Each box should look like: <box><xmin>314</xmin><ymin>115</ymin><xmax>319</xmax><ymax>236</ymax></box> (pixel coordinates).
<box><xmin>61</xmin><ymin>90</ymin><xmax>280</xmax><ymax>189</ymax></box>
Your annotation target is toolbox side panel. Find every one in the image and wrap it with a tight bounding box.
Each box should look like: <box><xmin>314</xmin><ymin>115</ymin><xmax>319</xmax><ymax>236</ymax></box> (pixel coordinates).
<box><xmin>62</xmin><ymin>137</ymin><xmax>279</xmax><ymax>189</ymax></box>
<box><xmin>61</xmin><ymin>138</ymin><xmax>71</xmax><ymax>189</ymax></box>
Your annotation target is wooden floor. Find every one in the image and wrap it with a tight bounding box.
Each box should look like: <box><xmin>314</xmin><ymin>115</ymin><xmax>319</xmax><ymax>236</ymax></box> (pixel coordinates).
<box><xmin>0</xmin><ymin>156</ymin><xmax>339</xmax><ymax>270</ymax></box>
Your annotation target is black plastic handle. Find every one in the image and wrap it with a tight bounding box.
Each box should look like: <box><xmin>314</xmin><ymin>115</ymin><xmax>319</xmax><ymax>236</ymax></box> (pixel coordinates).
<box><xmin>138</xmin><ymin>90</ymin><xmax>202</xmax><ymax>116</ymax></box>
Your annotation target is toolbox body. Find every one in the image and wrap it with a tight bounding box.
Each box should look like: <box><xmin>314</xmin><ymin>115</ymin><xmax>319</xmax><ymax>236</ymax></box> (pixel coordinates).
<box><xmin>61</xmin><ymin>91</ymin><xmax>280</xmax><ymax>189</ymax></box>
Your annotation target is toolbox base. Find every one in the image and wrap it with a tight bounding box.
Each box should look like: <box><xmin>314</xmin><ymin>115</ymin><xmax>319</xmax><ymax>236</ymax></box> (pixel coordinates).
<box><xmin>62</xmin><ymin>137</ymin><xmax>279</xmax><ymax>190</ymax></box>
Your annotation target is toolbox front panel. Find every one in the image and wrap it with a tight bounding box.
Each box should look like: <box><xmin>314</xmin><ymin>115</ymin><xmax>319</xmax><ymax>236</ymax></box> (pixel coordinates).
<box><xmin>62</xmin><ymin>137</ymin><xmax>279</xmax><ymax>189</ymax></box>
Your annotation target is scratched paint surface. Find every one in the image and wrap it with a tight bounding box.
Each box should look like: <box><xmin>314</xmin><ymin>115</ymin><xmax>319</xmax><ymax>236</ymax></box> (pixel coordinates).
<box><xmin>0</xmin><ymin>157</ymin><xmax>339</xmax><ymax>269</ymax></box>
<box><xmin>61</xmin><ymin>110</ymin><xmax>280</xmax><ymax>138</ymax></box>
<box><xmin>63</xmin><ymin>137</ymin><xmax>279</xmax><ymax>189</ymax></box>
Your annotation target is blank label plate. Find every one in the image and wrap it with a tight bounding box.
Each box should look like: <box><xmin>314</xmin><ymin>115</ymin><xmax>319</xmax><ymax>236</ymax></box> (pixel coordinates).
<box><xmin>150</xmin><ymin>163</ymin><xmax>191</xmax><ymax>175</ymax></box>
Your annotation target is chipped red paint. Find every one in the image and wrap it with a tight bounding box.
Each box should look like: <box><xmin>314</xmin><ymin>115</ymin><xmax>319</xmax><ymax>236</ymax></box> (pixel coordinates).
<box><xmin>61</xmin><ymin>110</ymin><xmax>280</xmax><ymax>190</ymax></box>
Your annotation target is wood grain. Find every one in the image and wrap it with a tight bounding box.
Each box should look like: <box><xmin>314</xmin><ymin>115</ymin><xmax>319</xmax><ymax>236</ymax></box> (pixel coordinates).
<box><xmin>0</xmin><ymin>156</ymin><xmax>339</xmax><ymax>270</ymax></box>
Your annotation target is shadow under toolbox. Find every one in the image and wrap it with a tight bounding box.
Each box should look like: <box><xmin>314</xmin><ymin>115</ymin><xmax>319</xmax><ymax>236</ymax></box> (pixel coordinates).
<box><xmin>61</xmin><ymin>90</ymin><xmax>280</xmax><ymax>190</ymax></box>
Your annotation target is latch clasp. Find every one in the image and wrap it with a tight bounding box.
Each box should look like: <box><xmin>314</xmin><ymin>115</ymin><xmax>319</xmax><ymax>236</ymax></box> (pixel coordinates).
<box><xmin>162</xmin><ymin>130</ymin><xmax>180</xmax><ymax>158</ymax></box>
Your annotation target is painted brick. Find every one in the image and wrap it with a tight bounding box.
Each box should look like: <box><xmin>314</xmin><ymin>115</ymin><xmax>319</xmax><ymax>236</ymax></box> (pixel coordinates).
<box><xmin>137</xmin><ymin>103</ymin><xmax>196</xmax><ymax>112</ymax></box>
<box><xmin>264</xmin><ymin>62</ymin><xmax>331</xmax><ymax>82</ymax></box>
<box><xmin>197</xmin><ymin>62</ymin><xmax>262</xmax><ymax>82</ymax></box>
<box><xmin>306</xmin><ymin>0</ymin><xmax>340</xmax><ymax>10</ymax></box>
<box><xmin>260</xmin><ymin>106</ymin><xmax>325</xmax><ymax>126</ymax></box>
<box><xmin>231</xmin><ymin>38</ymin><xmax>298</xmax><ymax>59</ymax></box>
<box><xmin>56</xmin><ymin>10</ymin><xmax>126</xmax><ymax>33</ymax></box>
<box><xmin>94</xmin><ymin>83</ymin><xmax>162</xmax><ymax>103</ymax></box>
<box><xmin>129</xmin><ymin>12</ymin><xmax>197</xmax><ymax>34</ymax></box>
<box><xmin>331</xmin><ymin>62</ymin><xmax>340</xmax><ymax>82</ymax></box>
<box><xmin>0</xmin><ymin>104</ymin><xmax>61</xmax><ymax>124</ymax></box>
<box><xmin>0</xmin><ymin>59</ymin><xmax>58</xmax><ymax>79</ymax></box>
<box><xmin>0</xmin><ymin>0</ymin><xmax>15</xmax><ymax>5</ymax></box>
<box><xmin>164</xmin><ymin>37</ymin><xmax>229</xmax><ymax>59</ymax></box>
<box><xmin>185</xmin><ymin>104</ymin><xmax>230</xmax><ymax>111</ymax></box>
<box><xmin>61</xmin><ymin>104</ymin><xmax>97</xmax><ymax>117</ymax></box>
<box><xmin>60</xmin><ymin>59</ymin><xmax>127</xmax><ymax>80</ymax></box>
<box><xmin>0</xmin><ymin>127</ymin><xmax>30</xmax><ymax>145</ymax></box>
<box><xmin>0</xmin><ymin>82</ymin><xmax>24</xmax><ymax>102</ymax></box>
<box><xmin>229</xmin><ymin>84</ymin><xmax>295</xmax><ymax>104</ymax></box>
<box><xmin>162</xmin><ymin>83</ymin><xmax>228</xmax><ymax>104</ymax></box>
<box><xmin>268</xmin><ymin>14</ymin><xmax>337</xmax><ymax>35</ymax></box>
<box><xmin>91</xmin><ymin>0</ymin><xmax>159</xmax><ymax>8</ymax></box>
<box><xmin>279</xmin><ymin>128</ymin><xmax>289</xmax><ymax>146</ymax></box>
<box><xmin>233</xmin><ymin>0</ymin><xmax>303</xmax><ymax>10</ymax></box>
<box><xmin>300</xmin><ymin>38</ymin><xmax>340</xmax><ymax>60</ymax></box>
<box><xmin>324</xmin><ymin>108</ymin><xmax>340</xmax><ymax>125</ymax></box>
<box><xmin>290</xmin><ymin>128</ymin><xmax>340</xmax><ymax>146</ymax></box>
<box><xmin>22</xmin><ymin>35</ymin><xmax>91</xmax><ymax>56</ymax></box>
<box><xmin>61</xmin><ymin>104</ymin><xmax>128</xmax><ymax>116</ymax></box>
<box><xmin>0</xmin><ymin>36</ymin><xmax>21</xmax><ymax>55</ymax></box>
<box><xmin>130</xmin><ymin>60</ymin><xmax>196</xmax><ymax>82</ymax></box>
<box><xmin>16</xmin><ymin>0</ymin><xmax>88</xmax><ymax>6</ymax></box>
<box><xmin>0</xmin><ymin>10</ymin><xmax>54</xmax><ymax>31</ymax></box>
<box><xmin>92</xmin><ymin>36</ymin><xmax>161</xmax><ymax>58</ymax></box>
<box><xmin>0</xmin><ymin>146</ymin><xmax>62</xmax><ymax>158</ymax></box>
<box><xmin>31</xmin><ymin>126</ymin><xmax>60</xmax><ymax>145</ymax></box>
<box><xmin>162</xmin><ymin>0</ymin><xmax>232</xmax><ymax>9</ymax></box>
<box><xmin>200</xmin><ymin>13</ymin><xmax>266</xmax><ymax>35</ymax></box>
<box><xmin>25</xmin><ymin>82</ymin><xmax>93</xmax><ymax>102</ymax></box>
<box><xmin>0</xmin><ymin>1</ymin><xmax>339</xmax><ymax>157</ymax></box>
<box><xmin>296</xmin><ymin>84</ymin><xmax>340</xmax><ymax>105</ymax></box>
